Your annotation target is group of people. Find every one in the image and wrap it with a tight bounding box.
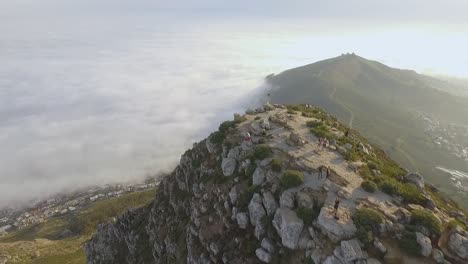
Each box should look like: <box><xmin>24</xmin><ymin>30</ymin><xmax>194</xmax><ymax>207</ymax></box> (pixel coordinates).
<box><xmin>316</xmin><ymin>137</ymin><xmax>329</xmax><ymax>151</ymax></box>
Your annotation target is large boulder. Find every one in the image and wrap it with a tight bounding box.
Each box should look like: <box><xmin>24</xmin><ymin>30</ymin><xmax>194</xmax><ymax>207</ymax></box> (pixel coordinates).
<box><xmin>262</xmin><ymin>192</ymin><xmax>279</xmax><ymax>216</ymax></box>
<box><xmin>415</xmin><ymin>232</ymin><xmax>432</xmax><ymax>257</ymax></box>
<box><xmin>272</xmin><ymin>208</ymin><xmax>304</xmax><ymax>249</ymax></box>
<box><xmin>448</xmin><ymin>232</ymin><xmax>468</xmax><ymax>260</ymax></box>
<box><xmin>261</xmin><ymin>238</ymin><xmax>276</xmax><ymax>254</ymax></box>
<box><xmin>404</xmin><ymin>173</ymin><xmax>425</xmax><ymax>190</ymax></box>
<box><xmin>252</xmin><ymin>167</ymin><xmax>266</xmax><ymax>186</ymax></box>
<box><xmin>227</xmin><ymin>146</ymin><xmax>241</xmax><ymax>160</ymax></box>
<box><xmin>317</xmin><ymin>206</ymin><xmax>357</xmax><ymax>242</ymax></box>
<box><xmin>289</xmin><ymin>132</ymin><xmax>305</xmax><ymax>146</ymax></box>
<box><xmin>221</xmin><ymin>158</ymin><xmax>236</xmax><ymax>176</ymax></box>
<box><xmin>432</xmin><ymin>249</ymin><xmax>445</xmax><ymax>264</ymax></box>
<box><xmin>260</xmin><ymin>119</ymin><xmax>271</xmax><ymax>130</ymax></box>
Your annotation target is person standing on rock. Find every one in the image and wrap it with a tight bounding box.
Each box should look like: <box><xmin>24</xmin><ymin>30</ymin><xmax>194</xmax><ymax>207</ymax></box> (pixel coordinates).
<box><xmin>316</xmin><ymin>138</ymin><xmax>322</xmax><ymax>152</ymax></box>
<box><xmin>332</xmin><ymin>197</ymin><xmax>340</xmax><ymax>219</ymax></box>
<box><xmin>244</xmin><ymin>132</ymin><xmax>252</xmax><ymax>146</ymax></box>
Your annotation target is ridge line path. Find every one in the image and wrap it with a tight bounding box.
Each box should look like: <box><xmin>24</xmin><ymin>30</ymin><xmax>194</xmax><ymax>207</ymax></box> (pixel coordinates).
<box><xmin>246</xmin><ymin>108</ymin><xmax>394</xmax><ymax>214</ymax></box>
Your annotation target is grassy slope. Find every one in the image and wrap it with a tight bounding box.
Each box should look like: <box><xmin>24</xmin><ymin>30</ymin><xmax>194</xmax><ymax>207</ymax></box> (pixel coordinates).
<box><xmin>0</xmin><ymin>189</ymin><xmax>156</xmax><ymax>264</ymax></box>
<box><xmin>268</xmin><ymin>54</ymin><xmax>468</xmax><ymax>206</ymax></box>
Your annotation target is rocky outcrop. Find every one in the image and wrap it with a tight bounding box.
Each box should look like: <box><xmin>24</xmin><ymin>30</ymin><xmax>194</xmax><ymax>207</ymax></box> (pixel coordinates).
<box><xmin>317</xmin><ymin>206</ymin><xmax>357</xmax><ymax>242</ymax></box>
<box><xmin>272</xmin><ymin>208</ymin><xmax>304</xmax><ymax>249</ymax></box>
<box><xmin>404</xmin><ymin>173</ymin><xmax>425</xmax><ymax>190</ymax></box>
<box><xmin>85</xmin><ymin>107</ymin><xmax>462</xmax><ymax>264</ymax></box>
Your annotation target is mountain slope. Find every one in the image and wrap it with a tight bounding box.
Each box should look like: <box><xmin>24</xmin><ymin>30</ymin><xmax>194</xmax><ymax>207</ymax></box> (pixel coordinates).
<box><xmin>266</xmin><ymin>54</ymin><xmax>468</xmax><ymax>205</ymax></box>
<box><xmin>85</xmin><ymin>106</ymin><xmax>468</xmax><ymax>264</ymax></box>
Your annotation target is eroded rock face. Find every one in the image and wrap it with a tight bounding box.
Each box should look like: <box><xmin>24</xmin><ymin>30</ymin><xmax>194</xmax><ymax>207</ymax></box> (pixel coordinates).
<box><xmin>252</xmin><ymin>167</ymin><xmax>266</xmax><ymax>186</ymax></box>
<box><xmin>279</xmin><ymin>191</ymin><xmax>295</xmax><ymax>208</ymax></box>
<box><xmin>448</xmin><ymin>232</ymin><xmax>468</xmax><ymax>260</ymax></box>
<box><xmin>317</xmin><ymin>206</ymin><xmax>357</xmax><ymax>243</ymax></box>
<box><xmin>262</xmin><ymin>192</ymin><xmax>279</xmax><ymax>216</ymax></box>
<box><xmin>273</xmin><ymin>208</ymin><xmax>304</xmax><ymax>249</ymax></box>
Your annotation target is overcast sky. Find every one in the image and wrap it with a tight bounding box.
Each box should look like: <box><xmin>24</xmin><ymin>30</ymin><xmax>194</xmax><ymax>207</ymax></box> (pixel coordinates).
<box><xmin>1</xmin><ymin>0</ymin><xmax>468</xmax><ymax>208</ymax></box>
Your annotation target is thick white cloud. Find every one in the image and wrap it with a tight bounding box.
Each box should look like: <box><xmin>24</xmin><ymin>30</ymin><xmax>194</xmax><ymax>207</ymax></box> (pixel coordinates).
<box><xmin>1</xmin><ymin>0</ymin><xmax>468</xmax><ymax>208</ymax></box>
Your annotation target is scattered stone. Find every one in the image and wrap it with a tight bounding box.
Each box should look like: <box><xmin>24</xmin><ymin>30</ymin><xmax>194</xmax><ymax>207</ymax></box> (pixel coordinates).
<box><xmin>340</xmin><ymin>239</ymin><xmax>365</xmax><ymax>263</ymax></box>
<box><xmin>261</xmin><ymin>238</ymin><xmax>276</xmax><ymax>254</ymax></box>
<box><xmin>296</xmin><ymin>191</ymin><xmax>313</xmax><ymax>209</ymax></box>
<box><xmin>249</xmin><ymin>194</ymin><xmax>267</xmax><ymax>227</ymax></box>
<box><xmin>404</xmin><ymin>173</ymin><xmax>425</xmax><ymax>190</ymax></box>
<box><xmin>262</xmin><ymin>192</ymin><xmax>279</xmax><ymax>216</ymax></box>
<box><xmin>432</xmin><ymin>249</ymin><xmax>445</xmax><ymax>263</ymax></box>
<box><xmin>229</xmin><ymin>185</ymin><xmax>239</xmax><ymax>205</ymax></box>
<box><xmin>255</xmin><ymin>248</ymin><xmax>272</xmax><ymax>263</ymax></box>
<box><xmin>373</xmin><ymin>238</ymin><xmax>387</xmax><ymax>255</ymax></box>
<box><xmin>344</xmin><ymin>143</ymin><xmax>353</xmax><ymax>150</ymax></box>
<box><xmin>252</xmin><ymin>167</ymin><xmax>266</xmax><ymax>186</ymax></box>
<box><xmin>221</xmin><ymin>158</ymin><xmax>236</xmax><ymax>176</ymax></box>
<box><xmin>273</xmin><ymin>208</ymin><xmax>304</xmax><ymax>249</ymax></box>
<box><xmin>415</xmin><ymin>232</ymin><xmax>432</xmax><ymax>257</ymax></box>
<box><xmin>279</xmin><ymin>191</ymin><xmax>295</xmax><ymax>208</ymax></box>
<box><xmin>236</xmin><ymin>212</ymin><xmax>249</xmax><ymax>229</ymax></box>
<box><xmin>289</xmin><ymin>132</ymin><xmax>305</xmax><ymax>146</ymax></box>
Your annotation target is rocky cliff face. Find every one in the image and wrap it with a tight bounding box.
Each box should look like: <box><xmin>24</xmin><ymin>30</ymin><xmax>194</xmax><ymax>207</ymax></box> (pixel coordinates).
<box><xmin>85</xmin><ymin>104</ymin><xmax>468</xmax><ymax>264</ymax></box>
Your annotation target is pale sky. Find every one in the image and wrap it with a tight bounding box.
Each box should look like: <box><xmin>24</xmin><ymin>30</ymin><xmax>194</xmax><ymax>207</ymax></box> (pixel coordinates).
<box><xmin>0</xmin><ymin>0</ymin><xmax>467</xmax><ymax>207</ymax></box>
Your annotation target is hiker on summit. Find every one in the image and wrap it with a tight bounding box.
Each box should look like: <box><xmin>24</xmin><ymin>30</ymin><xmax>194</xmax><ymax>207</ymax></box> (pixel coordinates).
<box><xmin>332</xmin><ymin>197</ymin><xmax>340</xmax><ymax>219</ymax></box>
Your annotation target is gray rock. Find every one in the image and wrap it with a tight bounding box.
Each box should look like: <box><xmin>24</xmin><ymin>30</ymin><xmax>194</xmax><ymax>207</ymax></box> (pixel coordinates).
<box><xmin>367</xmin><ymin>258</ymin><xmax>382</xmax><ymax>264</ymax></box>
<box><xmin>344</xmin><ymin>143</ymin><xmax>353</xmax><ymax>150</ymax></box>
<box><xmin>317</xmin><ymin>206</ymin><xmax>357</xmax><ymax>243</ymax></box>
<box><xmin>279</xmin><ymin>191</ymin><xmax>295</xmax><ymax>208</ymax></box>
<box><xmin>206</xmin><ymin>139</ymin><xmax>216</xmax><ymax>154</ymax></box>
<box><xmin>298</xmin><ymin>228</ymin><xmax>311</xmax><ymax>250</ymax></box>
<box><xmin>236</xmin><ymin>212</ymin><xmax>249</xmax><ymax>229</ymax></box>
<box><xmin>261</xmin><ymin>238</ymin><xmax>276</xmax><ymax>254</ymax></box>
<box><xmin>322</xmin><ymin>255</ymin><xmax>342</xmax><ymax>264</ymax></box>
<box><xmin>210</xmin><ymin>242</ymin><xmax>220</xmax><ymax>256</ymax></box>
<box><xmin>229</xmin><ymin>185</ymin><xmax>239</xmax><ymax>205</ymax></box>
<box><xmin>227</xmin><ymin>147</ymin><xmax>241</xmax><ymax>160</ymax></box>
<box><xmin>448</xmin><ymin>232</ymin><xmax>468</xmax><ymax>259</ymax></box>
<box><xmin>404</xmin><ymin>173</ymin><xmax>425</xmax><ymax>190</ymax></box>
<box><xmin>248</xmin><ymin>194</ymin><xmax>267</xmax><ymax>227</ymax></box>
<box><xmin>340</xmin><ymin>239</ymin><xmax>365</xmax><ymax>263</ymax></box>
<box><xmin>416</xmin><ymin>232</ymin><xmax>432</xmax><ymax>257</ymax></box>
<box><xmin>394</xmin><ymin>208</ymin><xmax>411</xmax><ymax>224</ymax></box>
<box><xmin>289</xmin><ymin>132</ymin><xmax>305</xmax><ymax>146</ymax></box>
<box><xmin>273</xmin><ymin>208</ymin><xmax>304</xmax><ymax>249</ymax></box>
<box><xmin>296</xmin><ymin>191</ymin><xmax>313</xmax><ymax>209</ymax></box>
<box><xmin>252</xmin><ymin>167</ymin><xmax>266</xmax><ymax>186</ymax></box>
<box><xmin>373</xmin><ymin>238</ymin><xmax>387</xmax><ymax>255</ymax></box>
<box><xmin>221</xmin><ymin>158</ymin><xmax>236</xmax><ymax>176</ymax></box>
<box><xmin>260</xmin><ymin>119</ymin><xmax>271</xmax><ymax>130</ymax></box>
<box><xmin>255</xmin><ymin>248</ymin><xmax>272</xmax><ymax>263</ymax></box>
<box><xmin>432</xmin><ymin>249</ymin><xmax>445</xmax><ymax>263</ymax></box>
<box><xmin>262</xmin><ymin>192</ymin><xmax>279</xmax><ymax>216</ymax></box>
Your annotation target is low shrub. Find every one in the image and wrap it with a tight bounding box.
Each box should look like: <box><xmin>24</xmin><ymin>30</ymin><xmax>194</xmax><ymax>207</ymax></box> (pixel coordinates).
<box><xmin>378</xmin><ymin>177</ymin><xmax>425</xmax><ymax>205</ymax></box>
<box><xmin>344</xmin><ymin>149</ymin><xmax>359</xmax><ymax>162</ymax></box>
<box><xmin>306</xmin><ymin>120</ymin><xmax>319</xmax><ymax>128</ymax></box>
<box><xmin>356</xmin><ymin>227</ymin><xmax>374</xmax><ymax>246</ymax></box>
<box><xmin>367</xmin><ymin>161</ymin><xmax>379</xmax><ymax>170</ymax></box>
<box><xmin>353</xmin><ymin>208</ymin><xmax>384</xmax><ymax>232</ymax></box>
<box><xmin>210</xmin><ymin>131</ymin><xmax>225</xmax><ymax>144</ymax></box>
<box><xmin>287</xmin><ymin>110</ymin><xmax>297</xmax><ymax>115</ymax></box>
<box><xmin>280</xmin><ymin>170</ymin><xmax>304</xmax><ymax>189</ymax></box>
<box><xmin>310</xmin><ymin>124</ymin><xmax>335</xmax><ymax>140</ymax></box>
<box><xmin>410</xmin><ymin>209</ymin><xmax>442</xmax><ymax>235</ymax></box>
<box><xmin>361</xmin><ymin>180</ymin><xmax>377</xmax><ymax>193</ymax></box>
<box><xmin>398</xmin><ymin>231</ymin><xmax>421</xmax><ymax>256</ymax></box>
<box><xmin>253</xmin><ymin>144</ymin><xmax>272</xmax><ymax>160</ymax></box>
<box><xmin>296</xmin><ymin>207</ymin><xmax>318</xmax><ymax>225</ymax></box>
<box><xmin>271</xmin><ymin>158</ymin><xmax>282</xmax><ymax>172</ymax></box>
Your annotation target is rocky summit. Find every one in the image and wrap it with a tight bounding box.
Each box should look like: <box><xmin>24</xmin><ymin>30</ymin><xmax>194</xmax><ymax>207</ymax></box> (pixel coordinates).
<box><xmin>85</xmin><ymin>104</ymin><xmax>468</xmax><ymax>264</ymax></box>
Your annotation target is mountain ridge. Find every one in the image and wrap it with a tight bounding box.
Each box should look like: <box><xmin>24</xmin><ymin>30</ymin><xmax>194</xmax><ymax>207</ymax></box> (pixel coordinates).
<box><xmin>85</xmin><ymin>104</ymin><xmax>468</xmax><ymax>264</ymax></box>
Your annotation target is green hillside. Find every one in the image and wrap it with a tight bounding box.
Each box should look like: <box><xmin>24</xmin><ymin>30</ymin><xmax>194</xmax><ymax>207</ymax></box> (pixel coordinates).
<box><xmin>267</xmin><ymin>54</ymin><xmax>468</xmax><ymax>206</ymax></box>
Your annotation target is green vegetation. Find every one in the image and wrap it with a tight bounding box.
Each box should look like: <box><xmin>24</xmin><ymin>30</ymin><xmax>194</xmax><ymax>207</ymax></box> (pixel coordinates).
<box><xmin>296</xmin><ymin>207</ymin><xmax>319</xmax><ymax>226</ymax></box>
<box><xmin>309</xmin><ymin>123</ymin><xmax>335</xmax><ymax>140</ymax></box>
<box><xmin>361</xmin><ymin>180</ymin><xmax>377</xmax><ymax>193</ymax></box>
<box><xmin>398</xmin><ymin>231</ymin><xmax>421</xmax><ymax>256</ymax></box>
<box><xmin>271</xmin><ymin>158</ymin><xmax>282</xmax><ymax>172</ymax></box>
<box><xmin>377</xmin><ymin>177</ymin><xmax>425</xmax><ymax>205</ymax></box>
<box><xmin>280</xmin><ymin>170</ymin><xmax>304</xmax><ymax>189</ymax></box>
<box><xmin>253</xmin><ymin>144</ymin><xmax>272</xmax><ymax>160</ymax></box>
<box><xmin>447</xmin><ymin>219</ymin><xmax>468</xmax><ymax>231</ymax></box>
<box><xmin>410</xmin><ymin>209</ymin><xmax>442</xmax><ymax>235</ymax></box>
<box><xmin>69</xmin><ymin>189</ymin><xmax>156</xmax><ymax>235</ymax></box>
<box><xmin>353</xmin><ymin>208</ymin><xmax>383</xmax><ymax>245</ymax></box>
